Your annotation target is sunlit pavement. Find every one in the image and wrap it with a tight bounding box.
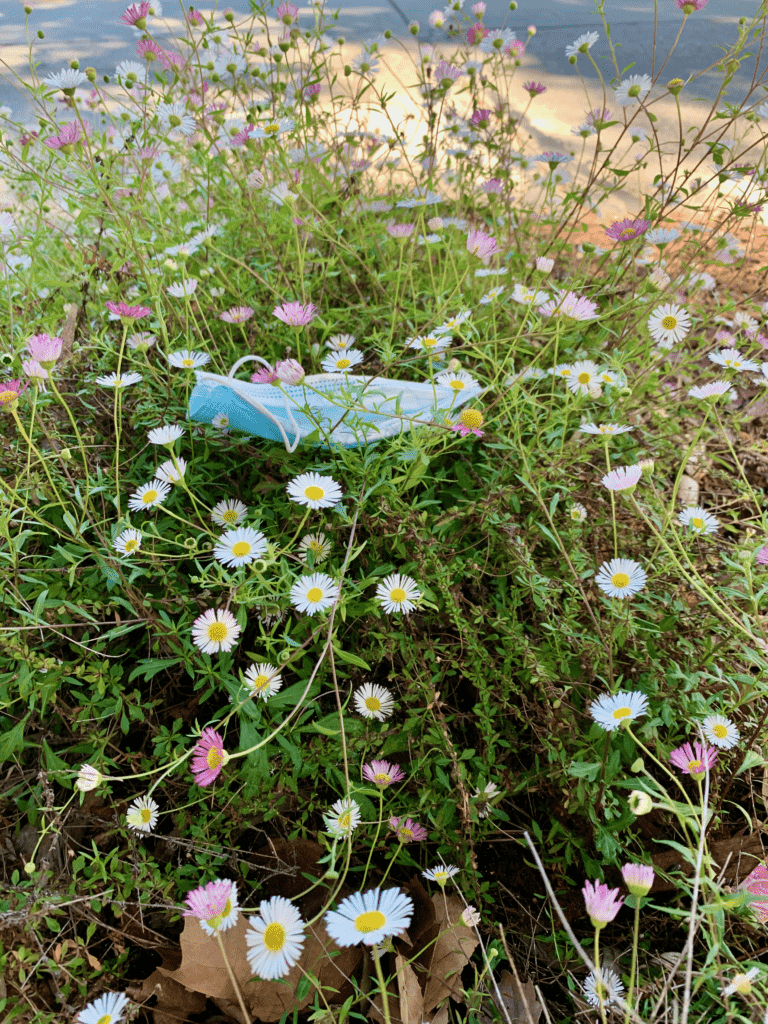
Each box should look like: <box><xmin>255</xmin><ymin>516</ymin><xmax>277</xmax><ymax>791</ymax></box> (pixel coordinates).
<box><xmin>1</xmin><ymin>1</ymin><xmax>766</xmax><ymax>221</ymax></box>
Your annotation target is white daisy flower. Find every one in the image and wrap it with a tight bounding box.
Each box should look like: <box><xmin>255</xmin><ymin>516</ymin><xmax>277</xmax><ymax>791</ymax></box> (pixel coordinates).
<box><xmin>287</xmin><ymin>472</ymin><xmax>342</xmax><ymax>510</ymax></box>
<box><xmin>511</xmin><ymin>283</ymin><xmax>549</xmax><ymax>305</ymax></box>
<box><xmin>212</xmin><ymin>413</ymin><xmax>230</xmax><ymax>430</ymax></box>
<box><xmin>589</xmin><ymin>689</ymin><xmax>649</xmax><ymax>730</ymax></box>
<box><xmin>435</xmin><ymin>310</ymin><xmax>472</xmax><ymax>335</ymax></box>
<box><xmin>156</xmin><ymin>101</ymin><xmax>197</xmax><ymax>137</ymax></box>
<box><xmin>702</xmin><ymin>714</ymin><xmax>739</xmax><ymax>749</ymax></box>
<box><xmin>95</xmin><ymin>371</ymin><xmax>142</xmax><ymax>388</ymax></box>
<box><xmin>579</xmin><ymin>423</ymin><xmax>633</xmax><ymax>435</ymax></box>
<box><xmin>647</xmin><ymin>303</ymin><xmax>691</xmax><ymax>346</ymax></box>
<box><xmin>678</xmin><ymin>506</ymin><xmax>719</xmax><ymax>535</ymax></box>
<box><xmin>75</xmin><ymin>764</ymin><xmax>105</xmax><ymax>792</ymax></box>
<box><xmin>375</xmin><ymin>573</ymin><xmax>421</xmax><ymax>615</ymax></box>
<box><xmin>44</xmin><ymin>68</ymin><xmax>88</xmax><ymax>91</ymax></box>
<box><xmin>211</xmin><ymin>498</ymin><xmax>248</xmax><ymax>527</ymax></box>
<box><xmin>167</xmin><ymin>278</ymin><xmax>198</xmax><ymax>298</ymax></box>
<box><xmin>323</xmin><ymin>797</ymin><xmax>362</xmax><ymax>837</ymax></box>
<box><xmin>324</xmin><ymin>887</ymin><xmax>413</xmax><ymax>947</ymax></box>
<box><xmin>252</xmin><ymin>116</ymin><xmax>295</xmax><ymax>139</ymax></box>
<box><xmin>565</xmin><ymin>31</ymin><xmax>599</xmax><ymax>59</ymax></box>
<box><xmin>583</xmin><ymin>967</ymin><xmax>625</xmax><ymax>1008</ymax></box>
<box><xmin>435</xmin><ymin>371</ymin><xmax>479</xmax><ymax>392</ymax></box>
<box><xmin>213</xmin><ymin>527</ymin><xmax>268</xmax><ymax>568</ymax></box>
<box><xmin>734</xmin><ymin>312</ymin><xmax>759</xmax><ymax>332</ymax></box>
<box><xmin>246</xmin><ymin>896</ymin><xmax>306</xmax><ymax>980</ymax></box>
<box><xmin>645</xmin><ymin>227</ymin><xmax>680</xmax><ymax>246</ymax></box>
<box><xmin>479</xmin><ymin>286</ymin><xmax>506</xmax><ymax>304</ymax></box>
<box><xmin>614</xmin><ymin>74</ymin><xmax>653</xmax><ymax>108</ymax></box>
<box><xmin>551</xmin><ymin>363</ymin><xmax>574</xmax><ymax>379</ymax></box>
<box><xmin>321</xmin><ymin>350</ymin><xmax>364</xmax><ymax>373</ymax></box>
<box><xmin>595</xmin><ymin>558</ymin><xmax>647</xmax><ymax>599</ymax></box>
<box><xmin>114</xmin><ymin>528</ymin><xmax>142</xmax><ymax>556</ymax></box>
<box><xmin>243</xmin><ymin>663</ymin><xmax>282</xmax><ymax>700</ymax></box>
<box><xmin>708</xmin><ymin>348</ymin><xmax>759</xmax><ymax>372</ymax></box>
<box><xmin>422</xmin><ymin>864</ymin><xmax>459</xmax><ymax>886</ymax></box>
<box><xmin>75</xmin><ymin>992</ymin><xmax>130</xmax><ymax>1024</ymax></box>
<box><xmin>723</xmin><ymin>967</ymin><xmax>760</xmax><ymax>997</ymax></box>
<box><xmin>290</xmin><ymin>573</ymin><xmax>339</xmax><ymax>615</ymax></box>
<box><xmin>566</xmin><ymin>360</ymin><xmax>602</xmax><ymax>396</ymax></box>
<box><xmin>327</xmin><ymin>333</ymin><xmax>356</xmax><ymax>350</ymax></box>
<box><xmin>461</xmin><ymin>905</ymin><xmax>481</xmax><ymax>927</ymax></box>
<box><xmin>396</xmin><ymin>189</ymin><xmax>441</xmax><ymax>209</ymax></box>
<box><xmin>688</xmin><ymin>381</ymin><xmax>734</xmax><ymax>400</ymax></box>
<box><xmin>298</xmin><ymin>532</ymin><xmax>331</xmax><ymax>564</ymax></box>
<box><xmin>353</xmin><ymin>682</ymin><xmax>394</xmax><ymax>721</ymax></box>
<box><xmin>406</xmin><ymin>333</ymin><xmax>450</xmax><ymax>354</ymax></box>
<box><xmin>168</xmin><ymin>349</ymin><xmax>210</xmax><ymax>369</ymax></box>
<box><xmin>125</xmin><ymin>795</ymin><xmax>159</xmax><ymax>834</ymax></box>
<box><xmin>147</xmin><ymin>424</ymin><xmax>184</xmax><ymax>444</ymax></box>
<box><xmin>155</xmin><ymin>457</ymin><xmax>187</xmax><ymax>484</ymax></box>
<box><xmin>191</xmin><ymin>608</ymin><xmax>241</xmax><ymax>654</ymax></box>
<box><xmin>601</xmin><ymin>465</ymin><xmax>642</xmax><ymax>491</ymax></box>
<box><xmin>127</xmin><ymin>479</ymin><xmax>171</xmax><ymax>512</ymax></box>
<box><xmin>570</xmin><ymin>502</ymin><xmax>588</xmax><ymax>523</ymax></box>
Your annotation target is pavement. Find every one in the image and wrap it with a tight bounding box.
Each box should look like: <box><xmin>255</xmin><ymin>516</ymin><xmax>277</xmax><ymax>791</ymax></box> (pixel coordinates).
<box><xmin>0</xmin><ymin>1</ymin><xmax>766</xmax><ymax>221</ymax></box>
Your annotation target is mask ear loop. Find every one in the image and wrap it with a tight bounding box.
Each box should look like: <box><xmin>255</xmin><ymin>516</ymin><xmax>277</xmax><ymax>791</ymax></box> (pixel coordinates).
<box><xmin>195</xmin><ymin>356</ymin><xmax>302</xmax><ymax>452</ymax></box>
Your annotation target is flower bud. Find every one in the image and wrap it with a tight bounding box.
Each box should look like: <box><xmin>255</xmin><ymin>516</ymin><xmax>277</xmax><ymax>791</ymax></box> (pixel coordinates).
<box><xmin>628</xmin><ymin>790</ymin><xmax>652</xmax><ymax>815</ymax></box>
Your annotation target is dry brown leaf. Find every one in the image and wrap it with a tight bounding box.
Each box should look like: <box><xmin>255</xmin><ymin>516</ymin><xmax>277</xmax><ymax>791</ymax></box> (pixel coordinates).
<box><xmin>136</xmin><ymin>968</ymin><xmax>208</xmax><ymax>1024</ymax></box>
<box><xmin>425</xmin><ymin>1005</ymin><xmax>449</xmax><ymax>1024</ymax></box>
<box><xmin>396</xmin><ymin>953</ymin><xmax>424</xmax><ymax>1024</ymax></box>
<box><xmin>421</xmin><ymin>895</ymin><xmax>480</xmax><ymax>1015</ymax></box>
<box><xmin>159</xmin><ymin>913</ymin><xmax>361</xmax><ymax>1023</ymax></box>
<box><xmin>492</xmin><ymin>970</ymin><xmax>542</xmax><ymax>1024</ymax></box>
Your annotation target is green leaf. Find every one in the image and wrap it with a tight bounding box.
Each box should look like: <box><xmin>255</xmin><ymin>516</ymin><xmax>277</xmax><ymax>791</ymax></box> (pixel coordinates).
<box><xmin>128</xmin><ymin>658</ymin><xmax>184</xmax><ymax>683</ymax></box>
<box><xmin>568</xmin><ymin>760</ymin><xmax>602</xmax><ymax>780</ymax></box>
<box><xmin>0</xmin><ymin>717</ymin><xmax>29</xmax><ymax>762</ymax></box>
<box><xmin>332</xmin><ymin>645</ymin><xmax>371</xmax><ymax>671</ymax></box>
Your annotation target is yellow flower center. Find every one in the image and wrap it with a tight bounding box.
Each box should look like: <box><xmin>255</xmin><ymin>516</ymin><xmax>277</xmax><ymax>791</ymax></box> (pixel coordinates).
<box><xmin>142</xmin><ymin>489</ymin><xmax>158</xmax><ymax>504</ymax></box>
<box><xmin>305</xmin><ymin>485</ymin><xmax>324</xmax><ymax>501</ymax></box>
<box><xmin>691</xmin><ymin>518</ymin><xmax>704</xmax><ymax>530</ymax></box>
<box><xmin>307</xmin><ymin>587</ymin><xmax>323</xmax><ymax>603</ymax></box>
<box><xmin>251</xmin><ymin>674</ymin><xmax>269</xmax><ymax>692</ymax></box>
<box><xmin>336</xmin><ymin>358</ymin><xmax>351</xmax><ymax>369</ymax></box>
<box><xmin>449</xmin><ymin>380</ymin><xmax>464</xmax><ymax>391</ymax></box>
<box><xmin>263</xmin><ymin>922</ymin><xmax>286</xmax><ymax>951</ymax></box>
<box><xmin>182</xmin><ymin>358</ymin><xmax>195</xmax><ymax>366</ymax></box>
<box><xmin>232</xmin><ymin>541</ymin><xmax>250</xmax><ymax>557</ymax></box>
<box><xmin>309</xmin><ymin>541</ymin><xmax>323</xmax><ymax>554</ymax></box>
<box><xmin>399</xmin><ymin>827</ymin><xmax>415</xmax><ymax>841</ymax></box>
<box><xmin>206</xmin><ymin>897</ymin><xmax>232</xmax><ymax>931</ymax></box>
<box><xmin>578</xmin><ymin>372</ymin><xmax>591</xmax><ymax>384</ymax></box>
<box><xmin>0</xmin><ymin>389</ymin><xmax>19</xmax><ymax>405</ymax></box>
<box><xmin>612</xmin><ymin>572</ymin><xmax>630</xmax><ymax>588</ymax></box>
<box><xmin>374</xmin><ymin>772</ymin><xmax>390</xmax><ymax>783</ymax></box>
<box><xmin>390</xmin><ymin>587</ymin><xmax>406</xmax><ymax>603</ymax></box>
<box><xmin>661</xmin><ymin>315</ymin><xmax>677</xmax><ymax>330</ymax></box>
<box><xmin>355</xmin><ymin>909</ymin><xmax>386</xmax><ymax>933</ymax></box>
<box><xmin>713</xmin><ymin>724</ymin><xmax>727</xmax><ymax>738</ymax></box>
<box><xmin>338</xmin><ymin>812</ymin><xmax>351</xmax><ymax>830</ymax></box>
<box><xmin>125</xmin><ymin>539</ymin><xmax>138</xmax><ymax>552</ymax></box>
<box><xmin>222</xmin><ymin>509</ymin><xmax>238</xmax><ymax>523</ymax></box>
<box><xmin>207</xmin><ymin>622</ymin><xmax>228</xmax><ymax>642</ymax></box>
<box><xmin>207</xmin><ymin>747</ymin><xmax>223</xmax><ymax>770</ymax></box>
<box><xmin>732</xmin><ymin>974</ymin><xmax>752</xmax><ymax>994</ymax></box>
<box><xmin>365</xmin><ymin>696</ymin><xmax>382</xmax><ymax>712</ymax></box>
<box><xmin>612</xmin><ymin>706</ymin><xmax>632</xmax><ymax>720</ymax></box>
<box><xmin>96</xmin><ymin>1015</ymin><xmax>113</xmax><ymax>1024</ymax></box>
<box><xmin>423</xmin><ymin>337</ymin><xmax>438</xmax><ymax>348</ymax></box>
<box><xmin>461</xmin><ymin>409</ymin><xmax>483</xmax><ymax>429</ymax></box>
<box><xmin>264</xmin><ymin>122</ymin><xmax>280</xmax><ymax>133</ymax></box>
<box><xmin>687</xmin><ymin>759</ymin><xmax>703</xmax><ymax>773</ymax></box>
<box><xmin>140</xmin><ymin>808</ymin><xmax>152</xmax><ymax>823</ymax></box>
<box><xmin>620</xmin><ymin>227</ymin><xmax>636</xmax><ymax>239</ymax></box>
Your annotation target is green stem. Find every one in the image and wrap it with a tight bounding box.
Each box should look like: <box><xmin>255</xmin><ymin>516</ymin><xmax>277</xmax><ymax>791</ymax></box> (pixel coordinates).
<box><xmin>371</xmin><ymin>943</ymin><xmax>392</xmax><ymax>1024</ymax></box>
<box><xmin>625</xmin><ymin>899</ymin><xmax>642</xmax><ymax>1024</ymax></box>
<box><xmin>215</xmin><ymin>928</ymin><xmax>250</xmax><ymax>1024</ymax></box>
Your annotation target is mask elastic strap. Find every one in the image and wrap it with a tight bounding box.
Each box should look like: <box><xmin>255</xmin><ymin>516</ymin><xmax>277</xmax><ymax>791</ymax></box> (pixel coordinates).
<box><xmin>197</xmin><ymin>361</ymin><xmax>302</xmax><ymax>452</ymax></box>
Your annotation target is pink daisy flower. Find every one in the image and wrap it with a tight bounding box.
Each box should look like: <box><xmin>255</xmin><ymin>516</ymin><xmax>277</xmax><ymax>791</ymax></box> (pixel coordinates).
<box><xmin>538</xmin><ymin>289</ymin><xmax>599</xmax><ymax>321</ymax></box>
<box><xmin>605</xmin><ymin>217</ymin><xmax>651</xmax><ymax>243</ymax></box>
<box><xmin>481</xmin><ymin>178</ymin><xmax>503</xmax><ymax>194</ymax></box>
<box><xmin>755</xmin><ymin>545</ymin><xmax>768</xmax><ymax>565</ymax></box>
<box><xmin>105</xmin><ymin>301</ymin><xmax>152</xmax><ymax>320</ymax></box>
<box><xmin>601</xmin><ymin>465</ymin><xmax>642</xmax><ymax>491</ymax></box>
<box><xmin>304</xmin><ymin>83</ymin><xmax>322</xmax><ymax>100</ymax></box>
<box><xmin>389</xmin><ymin>816</ymin><xmax>428</xmax><ymax>842</ymax></box>
<box><xmin>675</xmin><ymin>0</ymin><xmax>708</xmax><ymax>10</ymax></box>
<box><xmin>0</xmin><ymin>378</ymin><xmax>28</xmax><ymax>409</ymax></box>
<box><xmin>27</xmin><ymin>333</ymin><xmax>63</xmax><ymax>368</ymax></box>
<box><xmin>137</xmin><ymin>38</ymin><xmax>165</xmax><ymax>63</ymax></box>
<box><xmin>669</xmin><ymin>741</ymin><xmax>718</xmax><ymax>779</ymax></box>
<box><xmin>275</xmin><ymin>358</ymin><xmax>305</xmax><ymax>385</ymax></box>
<box><xmin>523</xmin><ymin>81</ymin><xmax>547</xmax><ymax>96</ymax></box>
<box><xmin>466</xmin><ymin>228</ymin><xmax>503</xmax><ymax>263</ymax></box>
<box><xmin>622</xmin><ymin>862</ymin><xmax>654</xmax><ymax>896</ymax></box>
<box><xmin>582</xmin><ymin>880</ymin><xmax>623</xmax><ymax>927</ymax></box>
<box><xmin>467</xmin><ymin>22</ymin><xmax>488</xmax><ymax>45</ymax></box>
<box><xmin>191</xmin><ymin>727</ymin><xmax>230</xmax><ymax>787</ymax></box>
<box><xmin>251</xmin><ymin>364</ymin><xmax>280</xmax><ymax>384</ymax></box>
<box><xmin>363</xmin><ymin>760</ymin><xmax>406</xmax><ymax>788</ymax></box>
<box><xmin>470</xmin><ymin>109</ymin><xmax>492</xmax><ymax>128</ymax></box>
<box><xmin>183</xmin><ymin>878</ymin><xmax>239</xmax><ymax>935</ymax></box>
<box><xmin>273</xmin><ymin>301</ymin><xmax>317</xmax><ymax>327</ymax></box>
<box><xmin>219</xmin><ymin>305</ymin><xmax>254</xmax><ymax>324</ymax></box>
<box><xmin>387</xmin><ymin>223</ymin><xmax>416</xmax><ymax>238</ymax></box>
<box><xmin>121</xmin><ymin>1</ymin><xmax>151</xmax><ymax>27</ymax></box>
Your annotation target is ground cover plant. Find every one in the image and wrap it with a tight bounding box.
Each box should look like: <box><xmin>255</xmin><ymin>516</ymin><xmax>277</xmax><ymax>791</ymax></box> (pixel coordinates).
<box><xmin>3</xmin><ymin>0</ymin><xmax>768</xmax><ymax>1021</ymax></box>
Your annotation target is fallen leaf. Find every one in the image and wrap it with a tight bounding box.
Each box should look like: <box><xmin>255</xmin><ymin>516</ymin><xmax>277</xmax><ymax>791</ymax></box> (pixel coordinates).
<box><xmin>492</xmin><ymin>969</ymin><xmax>542</xmax><ymax>1024</ymax></box>
<box><xmin>136</xmin><ymin>968</ymin><xmax>207</xmax><ymax>1024</ymax></box>
<box><xmin>396</xmin><ymin>953</ymin><xmax>424</xmax><ymax>1024</ymax></box>
<box><xmin>677</xmin><ymin>474</ymin><xmax>699</xmax><ymax>505</ymax></box>
<box><xmin>159</xmin><ymin>912</ymin><xmax>361</xmax><ymax>1022</ymax></box>
<box><xmin>84</xmin><ymin>950</ymin><xmax>102</xmax><ymax>970</ymax></box>
<box><xmin>421</xmin><ymin>894</ymin><xmax>480</xmax><ymax>1015</ymax></box>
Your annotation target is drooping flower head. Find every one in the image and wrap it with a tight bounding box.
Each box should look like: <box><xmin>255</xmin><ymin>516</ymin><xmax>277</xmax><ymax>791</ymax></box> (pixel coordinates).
<box><xmin>183</xmin><ymin>878</ymin><xmax>239</xmax><ymax>935</ymax></box>
<box><xmin>601</xmin><ymin>465</ymin><xmax>642</xmax><ymax>492</ymax></box>
<box><xmin>582</xmin><ymin>880</ymin><xmax>623</xmax><ymax>928</ymax></box>
<box><xmin>105</xmin><ymin>300</ymin><xmax>152</xmax><ymax>320</ymax></box>
<box><xmin>583</xmin><ymin>968</ymin><xmax>625</xmax><ymax>1008</ymax></box>
<box><xmin>538</xmin><ymin>289</ymin><xmax>599</xmax><ymax>321</ymax></box>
